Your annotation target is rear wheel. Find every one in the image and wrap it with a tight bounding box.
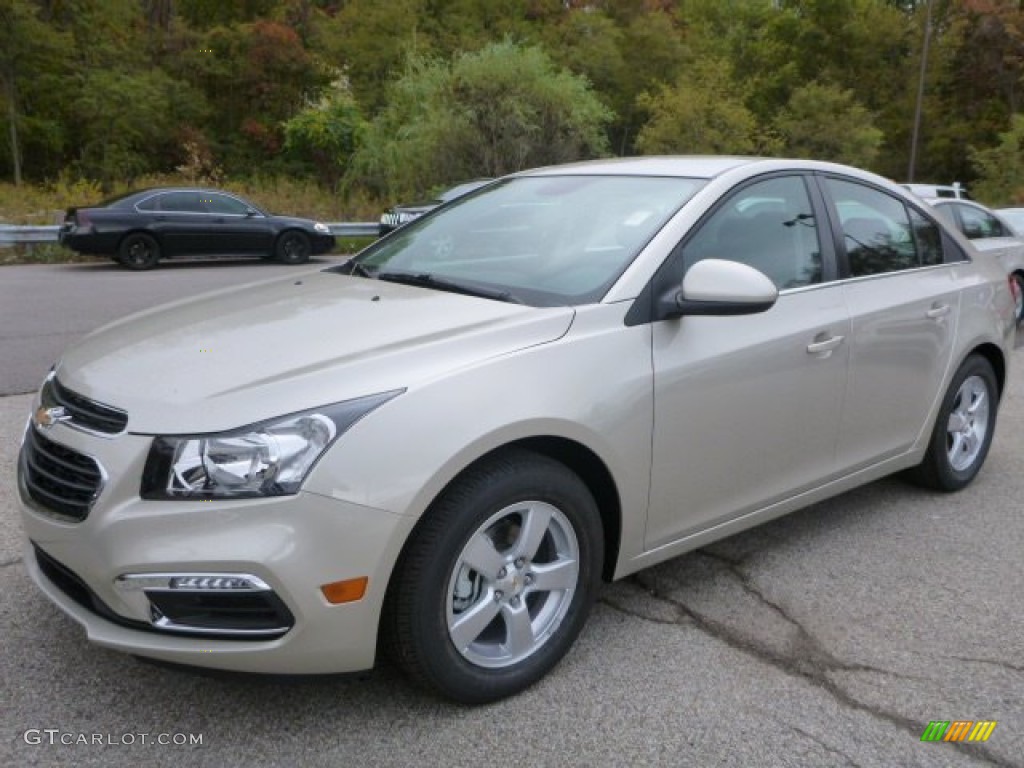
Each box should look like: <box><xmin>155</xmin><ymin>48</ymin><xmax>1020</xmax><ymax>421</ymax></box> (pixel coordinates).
<box><xmin>118</xmin><ymin>233</ymin><xmax>161</xmax><ymax>270</ymax></box>
<box><xmin>274</xmin><ymin>230</ymin><xmax>311</xmax><ymax>264</ymax></box>
<box><xmin>383</xmin><ymin>450</ymin><xmax>603</xmax><ymax>704</ymax></box>
<box><xmin>909</xmin><ymin>354</ymin><xmax>998</xmax><ymax>491</ymax></box>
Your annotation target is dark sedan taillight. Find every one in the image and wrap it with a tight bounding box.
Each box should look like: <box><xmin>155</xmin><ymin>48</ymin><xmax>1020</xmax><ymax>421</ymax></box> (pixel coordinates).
<box><xmin>75</xmin><ymin>209</ymin><xmax>92</xmax><ymax>228</ymax></box>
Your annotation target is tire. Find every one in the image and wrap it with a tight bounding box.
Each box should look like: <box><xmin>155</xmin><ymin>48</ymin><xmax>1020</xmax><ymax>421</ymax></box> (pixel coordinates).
<box><xmin>1011</xmin><ymin>271</ymin><xmax>1024</xmax><ymax>324</ymax></box>
<box><xmin>909</xmin><ymin>354</ymin><xmax>998</xmax><ymax>492</ymax></box>
<box><xmin>383</xmin><ymin>449</ymin><xmax>603</xmax><ymax>704</ymax></box>
<box><xmin>117</xmin><ymin>232</ymin><xmax>161</xmax><ymax>270</ymax></box>
<box><xmin>274</xmin><ymin>230</ymin><xmax>311</xmax><ymax>264</ymax></box>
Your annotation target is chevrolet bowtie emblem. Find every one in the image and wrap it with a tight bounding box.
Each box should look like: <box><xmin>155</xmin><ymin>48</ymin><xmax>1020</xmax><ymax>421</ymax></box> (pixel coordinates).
<box><xmin>34</xmin><ymin>405</ymin><xmax>71</xmax><ymax>429</ymax></box>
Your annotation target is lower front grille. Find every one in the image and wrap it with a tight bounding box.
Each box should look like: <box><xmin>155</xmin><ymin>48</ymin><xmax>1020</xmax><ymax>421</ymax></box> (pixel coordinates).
<box><xmin>32</xmin><ymin>545</ymin><xmax>292</xmax><ymax>640</ymax></box>
<box><xmin>33</xmin><ymin>544</ymin><xmax>149</xmax><ymax>631</ymax></box>
<box><xmin>20</xmin><ymin>428</ymin><xmax>104</xmax><ymax>521</ymax></box>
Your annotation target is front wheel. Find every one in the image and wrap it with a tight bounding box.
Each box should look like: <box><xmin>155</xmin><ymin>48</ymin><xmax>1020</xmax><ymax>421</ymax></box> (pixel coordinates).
<box><xmin>274</xmin><ymin>230</ymin><xmax>311</xmax><ymax>264</ymax></box>
<box><xmin>383</xmin><ymin>450</ymin><xmax>603</xmax><ymax>704</ymax></box>
<box><xmin>909</xmin><ymin>354</ymin><xmax>998</xmax><ymax>491</ymax></box>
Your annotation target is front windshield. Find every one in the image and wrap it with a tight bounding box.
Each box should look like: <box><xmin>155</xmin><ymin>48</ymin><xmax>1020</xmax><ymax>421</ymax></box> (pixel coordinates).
<box><xmin>350</xmin><ymin>175</ymin><xmax>705</xmax><ymax>306</ymax></box>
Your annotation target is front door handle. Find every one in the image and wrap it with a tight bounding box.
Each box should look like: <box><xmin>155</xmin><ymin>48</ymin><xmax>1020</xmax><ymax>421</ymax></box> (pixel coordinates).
<box><xmin>926</xmin><ymin>303</ymin><xmax>951</xmax><ymax>319</ymax></box>
<box><xmin>806</xmin><ymin>334</ymin><xmax>845</xmax><ymax>355</ymax></box>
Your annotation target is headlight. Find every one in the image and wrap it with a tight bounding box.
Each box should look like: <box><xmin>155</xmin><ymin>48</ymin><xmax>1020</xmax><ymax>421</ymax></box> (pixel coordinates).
<box><xmin>141</xmin><ymin>391</ymin><xmax>401</xmax><ymax>500</ymax></box>
<box><xmin>314</xmin><ymin>221</ymin><xmax>330</xmax><ymax>234</ymax></box>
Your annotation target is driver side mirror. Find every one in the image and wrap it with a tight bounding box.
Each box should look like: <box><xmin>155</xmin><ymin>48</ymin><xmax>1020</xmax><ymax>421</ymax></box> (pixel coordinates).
<box><xmin>658</xmin><ymin>259</ymin><xmax>778</xmax><ymax>318</ymax></box>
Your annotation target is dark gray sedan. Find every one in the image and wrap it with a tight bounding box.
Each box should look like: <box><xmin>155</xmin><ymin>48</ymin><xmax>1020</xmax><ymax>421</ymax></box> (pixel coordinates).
<box><xmin>59</xmin><ymin>188</ymin><xmax>335</xmax><ymax>270</ymax></box>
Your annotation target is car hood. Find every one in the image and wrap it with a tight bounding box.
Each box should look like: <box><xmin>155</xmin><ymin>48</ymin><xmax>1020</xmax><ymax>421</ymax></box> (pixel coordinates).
<box><xmin>56</xmin><ymin>271</ymin><xmax>574</xmax><ymax>434</ymax></box>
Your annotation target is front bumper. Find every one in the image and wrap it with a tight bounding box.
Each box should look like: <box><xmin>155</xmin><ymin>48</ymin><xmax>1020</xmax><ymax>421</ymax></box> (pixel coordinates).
<box><xmin>19</xmin><ymin>422</ymin><xmax>415</xmax><ymax>674</ymax></box>
<box><xmin>310</xmin><ymin>233</ymin><xmax>336</xmax><ymax>255</ymax></box>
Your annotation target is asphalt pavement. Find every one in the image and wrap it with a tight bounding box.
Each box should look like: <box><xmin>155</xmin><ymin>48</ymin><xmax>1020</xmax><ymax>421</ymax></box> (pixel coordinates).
<box><xmin>1</xmin><ymin>261</ymin><xmax>1023</xmax><ymax>767</ymax></box>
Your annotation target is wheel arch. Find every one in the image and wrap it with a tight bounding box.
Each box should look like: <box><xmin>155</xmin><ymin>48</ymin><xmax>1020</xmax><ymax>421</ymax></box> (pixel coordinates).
<box><xmin>968</xmin><ymin>342</ymin><xmax>1006</xmax><ymax>400</ymax></box>
<box><xmin>117</xmin><ymin>228</ymin><xmax>160</xmax><ymax>249</ymax></box>
<box><xmin>386</xmin><ymin>436</ymin><xmax>623</xmax><ymax>595</ymax></box>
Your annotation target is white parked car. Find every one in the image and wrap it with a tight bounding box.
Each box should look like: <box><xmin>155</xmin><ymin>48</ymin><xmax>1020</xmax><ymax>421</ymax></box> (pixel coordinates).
<box><xmin>18</xmin><ymin>157</ymin><xmax>1017</xmax><ymax>704</ymax></box>
<box><xmin>901</xmin><ymin>182</ymin><xmax>970</xmax><ymax>200</ymax></box>
<box><xmin>927</xmin><ymin>198</ymin><xmax>1024</xmax><ymax>322</ymax></box>
<box><xmin>996</xmin><ymin>206</ymin><xmax>1024</xmax><ymax>236</ymax></box>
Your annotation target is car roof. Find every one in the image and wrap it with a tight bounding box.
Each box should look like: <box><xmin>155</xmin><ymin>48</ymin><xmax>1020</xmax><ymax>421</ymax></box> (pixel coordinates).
<box><xmin>102</xmin><ymin>187</ymin><xmax>247</xmax><ymax>207</ymax></box>
<box><xmin>515</xmin><ymin>155</ymin><xmax>890</xmax><ymax>184</ymax></box>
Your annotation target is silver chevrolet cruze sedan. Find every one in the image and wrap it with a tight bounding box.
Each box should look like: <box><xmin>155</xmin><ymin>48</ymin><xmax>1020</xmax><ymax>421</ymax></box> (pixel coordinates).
<box><xmin>18</xmin><ymin>157</ymin><xmax>1017</xmax><ymax>704</ymax></box>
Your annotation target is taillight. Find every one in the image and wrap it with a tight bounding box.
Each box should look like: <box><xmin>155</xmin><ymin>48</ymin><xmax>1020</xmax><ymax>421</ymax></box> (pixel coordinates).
<box><xmin>75</xmin><ymin>209</ymin><xmax>92</xmax><ymax>228</ymax></box>
<box><xmin>1010</xmin><ymin>274</ymin><xmax>1022</xmax><ymax>305</ymax></box>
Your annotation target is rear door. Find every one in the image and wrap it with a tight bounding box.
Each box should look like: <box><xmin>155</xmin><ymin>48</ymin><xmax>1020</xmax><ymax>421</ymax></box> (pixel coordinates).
<box><xmin>821</xmin><ymin>177</ymin><xmax>960</xmax><ymax>472</ymax></box>
<box><xmin>139</xmin><ymin>192</ymin><xmax>212</xmax><ymax>256</ymax></box>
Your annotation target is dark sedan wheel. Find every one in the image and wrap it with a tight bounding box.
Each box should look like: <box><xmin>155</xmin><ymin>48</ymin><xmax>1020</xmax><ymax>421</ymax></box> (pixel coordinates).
<box><xmin>383</xmin><ymin>450</ymin><xmax>603</xmax><ymax>704</ymax></box>
<box><xmin>910</xmin><ymin>354</ymin><xmax>998</xmax><ymax>492</ymax></box>
<box><xmin>118</xmin><ymin>233</ymin><xmax>161</xmax><ymax>270</ymax></box>
<box><xmin>275</xmin><ymin>230</ymin><xmax>311</xmax><ymax>264</ymax></box>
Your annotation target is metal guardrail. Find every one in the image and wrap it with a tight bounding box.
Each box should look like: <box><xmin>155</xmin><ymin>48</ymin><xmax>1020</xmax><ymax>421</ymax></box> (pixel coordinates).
<box><xmin>0</xmin><ymin>225</ymin><xmax>59</xmax><ymax>245</ymax></box>
<box><xmin>0</xmin><ymin>222</ymin><xmax>378</xmax><ymax>246</ymax></box>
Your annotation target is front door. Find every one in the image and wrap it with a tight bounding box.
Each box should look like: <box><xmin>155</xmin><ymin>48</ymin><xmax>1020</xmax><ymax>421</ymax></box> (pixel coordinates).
<box><xmin>646</xmin><ymin>175</ymin><xmax>849</xmax><ymax>549</ymax></box>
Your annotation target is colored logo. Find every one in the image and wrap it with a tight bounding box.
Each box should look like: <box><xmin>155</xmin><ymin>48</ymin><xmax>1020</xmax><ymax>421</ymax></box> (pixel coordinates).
<box><xmin>920</xmin><ymin>720</ymin><xmax>997</xmax><ymax>742</ymax></box>
<box><xmin>33</xmin><ymin>405</ymin><xmax>71</xmax><ymax>429</ymax></box>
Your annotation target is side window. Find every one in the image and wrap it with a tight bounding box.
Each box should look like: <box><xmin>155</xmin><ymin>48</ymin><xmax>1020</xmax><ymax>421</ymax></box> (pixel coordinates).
<box><xmin>826</xmin><ymin>178</ymin><xmax>924</xmax><ymax>276</ymax></box>
<box><xmin>136</xmin><ymin>196</ymin><xmax>159</xmax><ymax>212</ymax></box>
<box><xmin>681</xmin><ymin>176</ymin><xmax>823</xmax><ymax>290</ymax></box>
<box><xmin>204</xmin><ymin>194</ymin><xmax>250</xmax><ymax>215</ymax></box>
<box><xmin>910</xmin><ymin>209</ymin><xmax>944</xmax><ymax>266</ymax></box>
<box><xmin>957</xmin><ymin>204</ymin><xmax>1007</xmax><ymax>239</ymax></box>
<box><xmin>157</xmin><ymin>192</ymin><xmax>204</xmax><ymax>213</ymax></box>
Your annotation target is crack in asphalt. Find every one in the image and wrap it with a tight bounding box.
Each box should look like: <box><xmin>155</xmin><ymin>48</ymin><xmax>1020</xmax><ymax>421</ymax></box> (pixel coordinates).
<box><xmin>599</xmin><ymin>552</ymin><xmax>1014</xmax><ymax>768</ymax></box>
<box><xmin>0</xmin><ymin>557</ymin><xmax>22</xmax><ymax>569</ymax></box>
<box><xmin>944</xmin><ymin>656</ymin><xmax>1024</xmax><ymax>675</ymax></box>
<box><xmin>786</xmin><ymin>723</ymin><xmax>864</xmax><ymax>768</ymax></box>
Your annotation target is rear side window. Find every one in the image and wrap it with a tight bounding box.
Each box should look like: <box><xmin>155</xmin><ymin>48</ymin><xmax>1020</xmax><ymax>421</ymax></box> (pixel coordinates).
<box><xmin>826</xmin><ymin>178</ymin><xmax>943</xmax><ymax>276</ymax></box>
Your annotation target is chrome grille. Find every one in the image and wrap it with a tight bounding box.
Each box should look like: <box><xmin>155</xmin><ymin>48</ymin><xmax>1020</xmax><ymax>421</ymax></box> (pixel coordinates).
<box><xmin>20</xmin><ymin>428</ymin><xmax>104</xmax><ymax>521</ymax></box>
<box><xmin>46</xmin><ymin>376</ymin><xmax>128</xmax><ymax>435</ymax></box>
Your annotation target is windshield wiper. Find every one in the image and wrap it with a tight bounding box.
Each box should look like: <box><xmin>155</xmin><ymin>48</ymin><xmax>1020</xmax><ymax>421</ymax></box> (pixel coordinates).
<box><xmin>376</xmin><ymin>271</ymin><xmax>524</xmax><ymax>304</ymax></box>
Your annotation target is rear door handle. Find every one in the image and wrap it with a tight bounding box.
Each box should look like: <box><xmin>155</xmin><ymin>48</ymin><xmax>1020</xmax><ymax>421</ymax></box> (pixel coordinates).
<box><xmin>926</xmin><ymin>303</ymin><xmax>951</xmax><ymax>319</ymax></box>
<box><xmin>806</xmin><ymin>334</ymin><xmax>845</xmax><ymax>355</ymax></box>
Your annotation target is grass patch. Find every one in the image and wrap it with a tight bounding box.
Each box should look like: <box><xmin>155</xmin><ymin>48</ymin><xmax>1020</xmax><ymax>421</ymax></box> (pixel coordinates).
<box><xmin>0</xmin><ymin>175</ymin><xmax>384</xmax><ymax>225</ymax></box>
<box><xmin>0</xmin><ymin>243</ymin><xmax>105</xmax><ymax>266</ymax></box>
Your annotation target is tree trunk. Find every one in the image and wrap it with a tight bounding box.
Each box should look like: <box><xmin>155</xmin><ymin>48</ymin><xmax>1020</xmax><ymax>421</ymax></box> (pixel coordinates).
<box><xmin>5</xmin><ymin>75</ymin><xmax>21</xmax><ymax>186</ymax></box>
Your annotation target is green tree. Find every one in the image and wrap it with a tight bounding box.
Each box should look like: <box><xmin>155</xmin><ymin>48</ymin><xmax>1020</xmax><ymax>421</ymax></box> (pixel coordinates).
<box><xmin>773</xmin><ymin>81</ymin><xmax>883</xmax><ymax>166</ymax></box>
<box><xmin>970</xmin><ymin>113</ymin><xmax>1024</xmax><ymax>204</ymax></box>
<box><xmin>635</xmin><ymin>59</ymin><xmax>759</xmax><ymax>155</ymax></box>
<box><xmin>0</xmin><ymin>0</ymin><xmax>71</xmax><ymax>183</ymax></box>
<box><xmin>71</xmin><ymin>68</ymin><xmax>201</xmax><ymax>184</ymax></box>
<box><xmin>350</xmin><ymin>40</ymin><xmax>611</xmax><ymax>199</ymax></box>
<box><xmin>283</xmin><ymin>81</ymin><xmax>367</xmax><ymax>188</ymax></box>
